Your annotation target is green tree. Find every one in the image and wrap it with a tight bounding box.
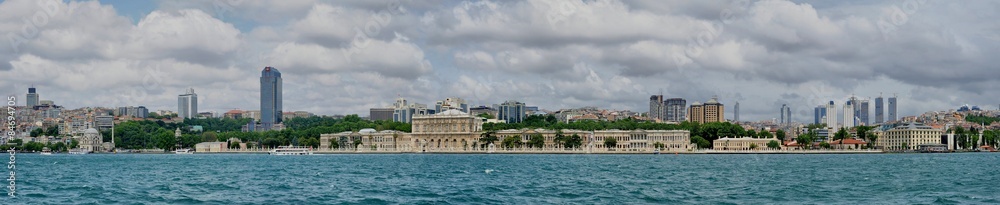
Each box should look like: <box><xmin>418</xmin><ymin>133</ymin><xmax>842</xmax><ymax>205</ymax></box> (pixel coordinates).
<box><xmin>867</xmin><ymin>133</ymin><xmax>879</xmax><ymax>149</ymax></box>
<box><xmin>502</xmin><ymin>136</ymin><xmax>522</xmax><ymax>149</ymax></box>
<box><xmin>953</xmin><ymin>126</ymin><xmax>968</xmax><ymax>150</ymax></box>
<box><xmin>479</xmin><ymin>131</ymin><xmax>499</xmax><ymax>148</ymax></box>
<box><xmin>203</xmin><ymin>131</ymin><xmax>219</xmax><ymax>142</ymax></box>
<box><xmin>301</xmin><ymin>137</ymin><xmax>320</xmax><ymax>148</ymax></box>
<box><xmin>24</xmin><ymin>141</ymin><xmax>45</xmax><ymax>152</ymax></box>
<box><xmin>971</xmin><ymin>134</ymin><xmax>980</xmax><ymax>149</ymax></box>
<box><xmin>353</xmin><ymin>139</ymin><xmax>363</xmax><ymax>149</ymax></box>
<box><xmin>767</xmin><ymin>140</ymin><xmax>781</xmax><ymax>149</ymax></box>
<box><xmin>9</xmin><ymin>139</ymin><xmax>23</xmax><ymax>146</ymax></box>
<box><xmin>901</xmin><ymin>142</ymin><xmax>909</xmax><ymax>150</ymax></box>
<box><xmin>565</xmin><ymin>134</ymin><xmax>583</xmax><ymax>149</ymax></box>
<box><xmin>180</xmin><ymin>134</ymin><xmax>202</xmax><ymax>149</ymax></box>
<box><xmin>856</xmin><ymin>126</ymin><xmax>872</xmax><ymax>142</ymax></box>
<box><xmin>553</xmin><ymin>130</ymin><xmax>566</xmax><ymax>149</ymax></box>
<box><xmin>48</xmin><ymin>142</ymin><xmax>67</xmax><ymax>152</ymax></box>
<box><xmin>796</xmin><ymin>132</ymin><xmax>815</xmax><ymax>149</ymax></box>
<box><xmin>819</xmin><ymin>141</ymin><xmax>831</xmax><ymax>149</ymax></box>
<box><xmin>834</xmin><ymin>127</ymin><xmax>850</xmax><ymax>146</ymax></box>
<box><xmin>758</xmin><ymin>130</ymin><xmax>773</xmax><ymax>139</ymax></box>
<box><xmin>653</xmin><ymin>142</ymin><xmax>665</xmax><ymax>149</ymax></box>
<box><xmin>691</xmin><ymin>136</ymin><xmax>711</xmax><ymax>149</ymax></box>
<box><xmin>153</xmin><ymin>129</ymin><xmax>176</xmax><ymax>150</ymax></box>
<box><xmin>528</xmin><ymin>134</ymin><xmax>545</xmax><ymax>149</ymax></box>
<box><xmin>746</xmin><ymin>130</ymin><xmax>757</xmax><ymax>138</ymax></box>
<box><xmin>45</xmin><ymin>126</ymin><xmax>59</xmax><ymax>136</ymax></box>
<box><xmin>749</xmin><ymin>143</ymin><xmax>758</xmax><ymax>150</ymax></box>
<box><xmin>30</xmin><ymin>128</ymin><xmax>42</xmax><ymax>137</ymax></box>
<box><xmin>966</xmin><ymin>115</ymin><xmax>1000</xmax><ymax>125</ymax></box>
<box><xmin>329</xmin><ymin>138</ymin><xmax>340</xmax><ymax>149</ymax></box>
<box><xmin>775</xmin><ymin>130</ymin><xmax>786</xmax><ymax>141</ymax></box>
<box><xmin>603</xmin><ymin>137</ymin><xmax>617</xmax><ymax>150</ymax></box>
<box><xmin>69</xmin><ymin>139</ymin><xmax>79</xmax><ymax>149</ymax></box>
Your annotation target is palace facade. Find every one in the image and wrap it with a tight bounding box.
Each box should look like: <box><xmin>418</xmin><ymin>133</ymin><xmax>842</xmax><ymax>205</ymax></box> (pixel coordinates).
<box><xmin>317</xmin><ymin>110</ymin><xmax>693</xmax><ymax>153</ymax></box>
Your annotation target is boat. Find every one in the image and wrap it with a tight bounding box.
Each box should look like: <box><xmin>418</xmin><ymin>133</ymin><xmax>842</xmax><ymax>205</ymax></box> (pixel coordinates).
<box><xmin>174</xmin><ymin>148</ymin><xmax>194</xmax><ymax>154</ymax></box>
<box><xmin>68</xmin><ymin>148</ymin><xmax>91</xmax><ymax>155</ymax></box>
<box><xmin>40</xmin><ymin>147</ymin><xmax>53</xmax><ymax>155</ymax></box>
<box><xmin>269</xmin><ymin>146</ymin><xmax>313</xmax><ymax>155</ymax></box>
<box><xmin>653</xmin><ymin>149</ymin><xmax>660</xmax><ymax>155</ymax></box>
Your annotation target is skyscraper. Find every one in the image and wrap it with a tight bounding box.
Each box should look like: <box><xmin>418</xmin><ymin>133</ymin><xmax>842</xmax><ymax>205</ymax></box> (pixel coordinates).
<box><xmin>177</xmin><ymin>88</ymin><xmax>198</xmax><ymax>119</ymax></box>
<box><xmin>887</xmin><ymin>96</ymin><xmax>897</xmax><ymax>122</ymax></box>
<box><xmin>392</xmin><ymin>97</ymin><xmax>430</xmax><ymax>123</ymax></box>
<box><xmin>260</xmin><ymin>67</ymin><xmax>283</xmax><ymax>130</ymax></box>
<box><xmin>875</xmin><ymin>96</ymin><xmax>884</xmax><ymax>124</ymax></box>
<box><xmin>814</xmin><ymin>105</ymin><xmax>826</xmax><ymax>125</ymax></box>
<box><xmin>826</xmin><ymin>101</ymin><xmax>838</xmax><ymax>129</ymax></box>
<box><xmin>734</xmin><ymin>101</ymin><xmax>740</xmax><ymax>122</ymax></box>
<box><xmin>857</xmin><ymin>99</ymin><xmax>870</xmax><ymax>125</ymax></box>
<box><xmin>498</xmin><ymin>100</ymin><xmax>526</xmax><ymax>123</ymax></box>
<box><xmin>25</xmin><ymin>87</ymin><xmax>39</xmax><ymax>108</ymax></box>
<box><xmin>780</xmin><ymin>104</ymin><xmax>791</xmax><ymax>125</ymax></box>
<box><xmin>648</xmin><ymin>95</ymin><xmax>664</xmax><ymax>121</ymax></box>
<box><xmin>843</xmin><ymin>100</ymin><xmax>855</xmax><ymax>129</ymax></box>
<box><xmin>665</xmin><ymin>98</ymin><xmax>687</xmax><ymax>122</ymax></box>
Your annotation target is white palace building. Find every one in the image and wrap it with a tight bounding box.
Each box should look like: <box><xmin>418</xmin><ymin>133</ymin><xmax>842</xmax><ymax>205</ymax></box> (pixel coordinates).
<box><xmin>319</xmin><ymin>110</ymin><xmax>694</xmax><ymax>153</ymax></box>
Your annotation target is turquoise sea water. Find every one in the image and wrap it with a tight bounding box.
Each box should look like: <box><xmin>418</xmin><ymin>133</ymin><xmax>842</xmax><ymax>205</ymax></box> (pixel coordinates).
<box><xmin>3</xmin><ymin>153</ymin><xmax>999</xmax><ymax>204</ymax></box>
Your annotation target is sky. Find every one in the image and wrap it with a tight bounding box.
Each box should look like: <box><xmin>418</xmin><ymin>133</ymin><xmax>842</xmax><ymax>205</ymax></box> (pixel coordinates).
<box><xmin>1</xmin><ymin>0</ymin><xmax>998</xmax><ymax>122</ymax></box>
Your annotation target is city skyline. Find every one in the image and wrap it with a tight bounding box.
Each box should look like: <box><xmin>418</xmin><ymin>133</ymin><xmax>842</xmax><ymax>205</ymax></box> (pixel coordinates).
<box><xmin>2</xmin><ymin>0</ymin><xmax>999</xmax><ymax>122</ymax></box>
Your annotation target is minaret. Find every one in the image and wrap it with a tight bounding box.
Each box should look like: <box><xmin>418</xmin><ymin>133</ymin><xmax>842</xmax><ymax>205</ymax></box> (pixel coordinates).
<box><xmin>175</xmin><ymin>128</ymin><xmax>183</xmax><ymax>149</ymax></box>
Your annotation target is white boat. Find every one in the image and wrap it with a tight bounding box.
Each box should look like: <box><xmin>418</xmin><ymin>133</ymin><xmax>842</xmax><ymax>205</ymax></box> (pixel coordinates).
<box><xmin>269</xmin><ymin>146</ymin><xmax>313</xmax><ymax>155</ymax></box>
<box><xmin>174</xmin><ymin>148</ymin><xmax>194</xmax><ymax>154</ymax></box>
<box><xmin>68</xmin><ymin>148</ymin><xmax>90</xmax><ymax>155</ymax></box>
<box><xmin>40</xmin><ymin>147</ymin><xmax>53</xmax><ymax>155</ymax></box>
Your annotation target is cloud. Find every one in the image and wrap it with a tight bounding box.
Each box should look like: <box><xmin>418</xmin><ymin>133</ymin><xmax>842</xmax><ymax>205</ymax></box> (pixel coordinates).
<box><xmin>265</xmin><ymin>34</ymin><xmax>432</xmax><ymax>79</ymax></box>
<box><xmin>2</xmin><ymin>0</ymin><xmax>999</xmax><ymax>121</ymax></box>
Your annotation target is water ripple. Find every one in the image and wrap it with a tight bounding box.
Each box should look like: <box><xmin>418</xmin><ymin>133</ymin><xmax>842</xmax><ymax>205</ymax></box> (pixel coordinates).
<box><xmin>3</xmin><ymin>153</ymin><xmax>1000</xmax><ymax>204</ymax></box>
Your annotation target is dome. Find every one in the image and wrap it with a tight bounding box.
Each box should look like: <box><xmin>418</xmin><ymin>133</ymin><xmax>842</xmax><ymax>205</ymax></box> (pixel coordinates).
<box><xmin>85</xmin><ymin>128</ymin><xmax>99</xmax><ymax>134</ymax></box>
<box><xmin>691</xmin><ymin>101</ymin><xmax>703</xmax><ymax>106</ymax></box>
<box><xmin>359</xmin><ymin>128</ymin><xmax>377</xmax><ymax>134</ymax></box>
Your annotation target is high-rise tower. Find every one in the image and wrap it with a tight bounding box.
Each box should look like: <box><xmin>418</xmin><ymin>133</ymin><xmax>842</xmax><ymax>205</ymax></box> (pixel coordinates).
<box><xmin>178</xmin><ymin>88</ymin><xmax>198</xmax><ymax>119</ymax></box>
<box><xmin>875</xmin><ymin>95</ymin><xmax>884</xmax><ymax>124</ymax></box>
<box><xmin>260</xmin><ymin>67</ymin><xmax>283</xmax><ymax>130</ymax></box>
<box><xmin>887</xmin><ymin>96</ymin><xmax>897</xmax><ymax>122</ymax></box>
<box><xmin>26</xmin><ymin>86</ymin><xmax>39</xmax><ymax>108</ymax></box>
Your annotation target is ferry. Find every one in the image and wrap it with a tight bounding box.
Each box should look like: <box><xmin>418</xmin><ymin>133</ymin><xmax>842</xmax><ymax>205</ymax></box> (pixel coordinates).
<box><xmin>40</xmin><ymin>147</ymin><xmax>53</xmax><ymax>155</ymax></box>
<box><xmin>269</xmin><ymin>146</ymin><xmax>313</xmax><ymax>155</ymax></box>
<box><xmin>174</xmin><ymin>148</ymin><xmax>194</xmax><ymax>154</ymax></box>
<box><xmin>68</xmin><ymin>148</ymin><xmax>91</xmax><ymax>155</ymax></box>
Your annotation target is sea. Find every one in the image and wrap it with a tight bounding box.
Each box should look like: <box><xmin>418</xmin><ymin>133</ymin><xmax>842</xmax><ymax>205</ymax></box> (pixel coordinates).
<box><xmin>3</xmin><ymin>153</ymin><xmax>999</xmax><ymax>204</ymax></box>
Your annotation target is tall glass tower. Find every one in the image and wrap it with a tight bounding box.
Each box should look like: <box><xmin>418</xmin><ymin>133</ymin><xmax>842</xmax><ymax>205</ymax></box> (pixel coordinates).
<box><xmin>26</xmin><ymin>87</ymin><xmax>39</xmax><ymax>108</ymax></box>
<box><xmin>178</xmin><ymin>88</ymin><xmax>198</xmax><ymax>119</ymax></box>
<box><xmin>875</xmin><ymin>96</ymin><xmax>884</xmax><ymax>124</ymax></box>
<box><xmin>887</xmin><ymin>96</ymin><xmax>897</xmax><ymax>122</ymax></box>
<box><xmin>260</xmin><ymin>67</ymin><xmax>283</xmax><ymax>130</ymax></box>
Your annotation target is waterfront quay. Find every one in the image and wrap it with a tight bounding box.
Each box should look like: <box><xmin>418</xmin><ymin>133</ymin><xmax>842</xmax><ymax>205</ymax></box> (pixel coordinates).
<box><xmin>193</xmin><ymin>147</ymin><xmax>885</xmax><ymax>154</ymax></box>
